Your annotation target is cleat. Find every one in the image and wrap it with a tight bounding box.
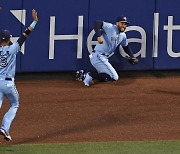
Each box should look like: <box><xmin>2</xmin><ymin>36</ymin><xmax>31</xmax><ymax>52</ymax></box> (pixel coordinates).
<box><xmin>76</xmin><ymin>70</ymin><xmax>93</xmax><ymax>87</ymax></box>
<box><xmin>76</xmin><ymin>70</ymin><xmax>85</xmax><ymax>81</ymax></box>
<box><xmin>0</xmin><ymin>128</ymin><xmax>12</xmax><ymax>141</ymax></box>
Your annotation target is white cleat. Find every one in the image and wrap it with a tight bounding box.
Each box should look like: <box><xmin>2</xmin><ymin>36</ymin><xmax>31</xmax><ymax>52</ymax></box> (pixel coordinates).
<box><xmin>0</xmin><ymin>128</ymin><xmax>12</xmax><ymax>142</ymax></box>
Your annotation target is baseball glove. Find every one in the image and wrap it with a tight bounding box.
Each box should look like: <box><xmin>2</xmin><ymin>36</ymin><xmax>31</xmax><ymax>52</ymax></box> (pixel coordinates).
<box><xmin>126</xmin><ymin>56</ymin><xmax>139</xmax><ymax>65</ymax></box>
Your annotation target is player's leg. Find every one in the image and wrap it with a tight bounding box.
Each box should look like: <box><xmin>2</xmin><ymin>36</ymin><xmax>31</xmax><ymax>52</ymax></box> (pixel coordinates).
<box><xmin>89</xmin><ymin>72</ymin><xmax>113</xmax><ymax>81</ymax></box>
<box><xmin>0</xmin><ymin>81</ymin><xmax>5</xmax><ymax>108</ymax></box>
<box><xmin>0</xmin><ymin>92</ymin><xmax>4</xmax><ymax>108</ymax></box>
<box><xmin>76</xmin><ymin>52</ymin><xmax>118</xmax><ymax>86</ymax></box>
<box><xmin>1</xmin><ymin>82</ymin><xmax>19</xmax><ymax>140</ymax></box>
<box><xmin>90</xmin><ymin>53</ymin><xmax>119</xmax><ymax>81</ymax></box>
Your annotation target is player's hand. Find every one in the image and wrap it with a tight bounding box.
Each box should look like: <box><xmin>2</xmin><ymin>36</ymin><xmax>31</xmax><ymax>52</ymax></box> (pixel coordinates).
<box><xmin>97</xmin><ymin>37</ymin><xmax>103</xmax><ymax>44</ymax></box>
<box><xmin>32</xmin><ymin>9</ymin><xmax>38</xmax><ymax>22</ymax></box>
<box><xmin>126</xmin><ymin>56</ymin><xmax>139</xmax><ymax>65</ymax></box>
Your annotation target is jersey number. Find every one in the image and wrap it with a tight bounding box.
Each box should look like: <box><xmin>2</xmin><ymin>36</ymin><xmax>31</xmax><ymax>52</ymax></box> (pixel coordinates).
<box><xmin>0</xmin><ymin>56</ymin><xmax>8</xmax><ymax>67</ymax></box>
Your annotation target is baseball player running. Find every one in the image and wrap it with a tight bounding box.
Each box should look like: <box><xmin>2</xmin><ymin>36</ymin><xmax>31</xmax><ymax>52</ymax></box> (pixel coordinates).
<box><xmin>0</xmin><ymin>9</ymin><xmax>38</xmax><ymax>141</ymax></box>
<box><xmin>76</xmin><ymin>16</ymin><xmax>138</xmax><ymax>86</ymax></box>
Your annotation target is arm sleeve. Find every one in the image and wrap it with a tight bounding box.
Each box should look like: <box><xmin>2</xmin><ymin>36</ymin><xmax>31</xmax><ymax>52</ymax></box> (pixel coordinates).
<box><xmin>17</xmin><ymin>35</ymin><xmax>27</xmax><ymax>47</ymax></box>
<box><xmin>94</xmin><ymin>20</ymin><xmax>103</xmax><ymax>37</ymax></box>
<box><xmin>122</xmin><ymin>44</ymin><xmax>134</xmax><ymax>57</ymax></box>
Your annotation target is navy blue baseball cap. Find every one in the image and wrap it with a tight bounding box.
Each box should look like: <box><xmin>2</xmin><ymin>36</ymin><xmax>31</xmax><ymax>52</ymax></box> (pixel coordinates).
<box><xmin>116</xmin><ymin>16</ymin><xmax>130</xmax><ymax>24</ymax></box>
<box><xmin>0</xmin><ymin>30</ymin><xmax>11</xmax><ymax>40</ymax></box>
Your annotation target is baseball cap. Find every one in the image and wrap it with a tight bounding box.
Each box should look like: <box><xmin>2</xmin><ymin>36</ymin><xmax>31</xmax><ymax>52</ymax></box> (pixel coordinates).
<box><xmin>0</xmin><ymin>30</ymin><xmax>11</xmax><ymax>40</ymax></box>
<box><xmin>116</xmin><ymin>16</ymin><xmax>130</xmax><ymax>24</ymax></box>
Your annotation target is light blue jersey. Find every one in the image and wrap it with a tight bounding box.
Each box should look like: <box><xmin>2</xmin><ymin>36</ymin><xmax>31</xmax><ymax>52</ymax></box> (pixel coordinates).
<box><xmin>94</xmin><ymin>22</ymin><xmax>128</xmax><ymax>55</ymax></box>
<box><xmin>0</xmin><ymin>9</ymin><xmax>38</xmax><ymax>141</ymax></box>
<box><xmin>76</xmin><ymin>17</ymin><xmax>135</xmax><ymax>87</ymax></box>
<box><xmin>0</xmin><ymin>42</ymin><xmax>20</xmax><ymax>78</ymax></box>
<box><xmin>89</xmin><ymin>21</ymin><xmax>129</xmax><ymax>82</ymax></box>
<box><xmin>0</xmin><ymin>42</ymin><xmax>20</xmax><ymax>134</ymax></box>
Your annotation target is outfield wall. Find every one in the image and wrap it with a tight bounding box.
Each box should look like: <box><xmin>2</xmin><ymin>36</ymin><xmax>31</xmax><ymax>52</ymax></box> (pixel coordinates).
<box><xmin>0</xmin><ymin>0</ymin><xmax>180</xmax><ymax>72</ymax></box>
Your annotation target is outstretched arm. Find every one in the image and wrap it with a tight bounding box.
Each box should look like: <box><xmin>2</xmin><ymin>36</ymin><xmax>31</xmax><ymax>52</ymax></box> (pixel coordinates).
<box><xmin>23</xmin><ymin>9</ymin><xmax>38</xmax><ymax>37</ymax></box>
<box><xmin>122</xmin><ymin>44</ymin><xmax>134</xmax><ymax>57</ymax></box>
<box><xmin>122</xmin><ymin>45</ymin><xmax>139</xmax><ymax>65</ymax></box>
<box><xmin>17</xmin><ymin>9</ymin><xmax>38</xmax><ymax>47</ymax></box>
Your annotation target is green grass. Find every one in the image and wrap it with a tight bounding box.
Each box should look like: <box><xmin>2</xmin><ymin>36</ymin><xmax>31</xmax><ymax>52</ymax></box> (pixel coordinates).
<box><xmin>0</xmin><ymin>140</ymin><xmax>180</xmax><ymax>154</ymax></box>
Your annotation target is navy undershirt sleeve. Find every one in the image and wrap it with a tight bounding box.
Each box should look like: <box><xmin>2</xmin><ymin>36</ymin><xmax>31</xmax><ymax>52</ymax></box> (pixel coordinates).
<box><xmin>122</xmin><ymin>45</ymin><xmax>134</xmax><ymax>57</ymax></box>
<box><xmin>17</xmin><ymin>35</ymin><xmax>27</xmax><ymax>47</ymax></box>
<box><xmin>94</xmin><ymin>20</ymin><xmax>103</xmax><ymax>37</ymax></box>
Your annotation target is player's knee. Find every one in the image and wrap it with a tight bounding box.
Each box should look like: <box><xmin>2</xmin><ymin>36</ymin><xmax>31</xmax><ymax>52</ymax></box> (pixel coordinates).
<box><xmin>113</xmin><ymin>74</ymin><xmax>119</xmax><ymax>81</ymax></box>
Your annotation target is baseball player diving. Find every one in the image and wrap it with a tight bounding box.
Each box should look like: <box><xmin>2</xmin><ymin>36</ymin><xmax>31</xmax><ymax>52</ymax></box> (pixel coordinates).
<box><xmin>76</xmin><ymin>16</ymin><xmax>138</xmax><ymax>86</ymax></box>
<box><xmin>0</xmin><ymin>9</ymin><xmax>38</xmax><ymax>141</ymax></box>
